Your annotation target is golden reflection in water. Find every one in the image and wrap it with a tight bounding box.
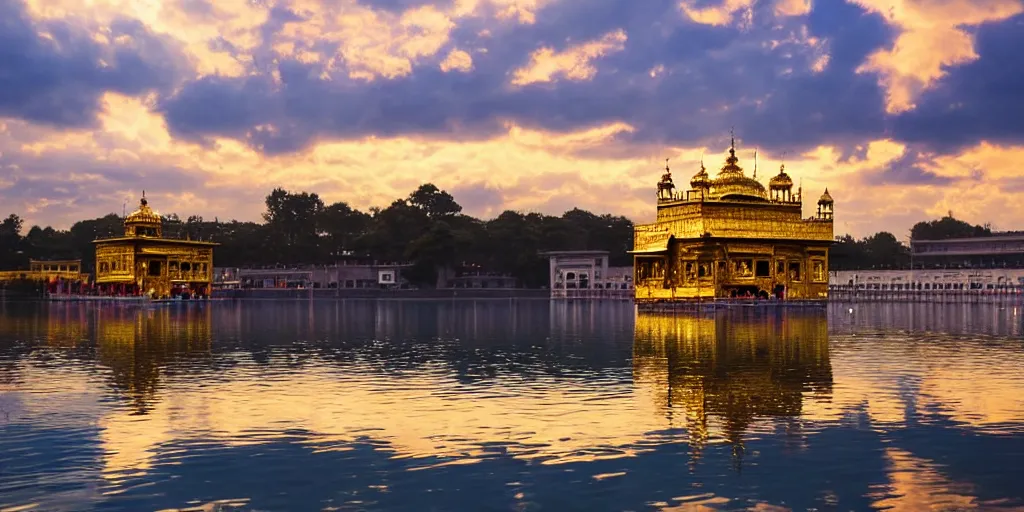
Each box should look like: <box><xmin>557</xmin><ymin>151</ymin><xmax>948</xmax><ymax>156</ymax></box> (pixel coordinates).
<box><xmin>633</xmin><ymin>310</ymin><xmax>833</xmax><ymax>466</ymax></box>
<box><xmin>93</xmin><ymin>306</ymin><xmax>213</xmax><ymax>415</ymax></box>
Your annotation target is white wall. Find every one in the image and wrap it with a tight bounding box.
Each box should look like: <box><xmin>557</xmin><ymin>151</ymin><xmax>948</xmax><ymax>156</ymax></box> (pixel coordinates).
<box><xmin>830</xmin><ymin>269</ymin><xmax>1024</xmax><ymax>288</ymax></box>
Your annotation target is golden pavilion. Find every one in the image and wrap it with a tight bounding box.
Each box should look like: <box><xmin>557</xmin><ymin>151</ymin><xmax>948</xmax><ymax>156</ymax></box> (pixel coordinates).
<box><xmin>93</xmin><ymin>194</ymin><xmax>217</xmax><ymax>298</ymax></box>
<box><xmin>632</xmin><ymin>138</ymin><xmax>834</xmax><ymax>303</ymax></box>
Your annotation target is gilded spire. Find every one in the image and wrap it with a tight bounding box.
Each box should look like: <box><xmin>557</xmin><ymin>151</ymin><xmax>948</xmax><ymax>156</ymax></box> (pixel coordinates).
<box><xmin>658</xmin><ymin>157</ymin><xmax>676</xmax><ymax>201</ymax></box>
<box><xmin>690</xmin><ymin>153</ymin><xmax>711</xmax><ymax>190</ymax></box>
<box><xmin>721</xmin><ymin>131</ymin><xmax>742</xmax><ymax>174</ymax></box>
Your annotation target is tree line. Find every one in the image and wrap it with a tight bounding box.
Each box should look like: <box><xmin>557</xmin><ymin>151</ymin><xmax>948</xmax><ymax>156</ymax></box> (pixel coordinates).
<box><xmin>829</xmin><ymin>214</ymin><xmax>997</xmax><ymax>270</ymax></box>
<box><xmin>0</xmin><ymin>187</ymin><xmax>1000</xmax><ymax>285</ymax></box>
<box><xmin>0</xmin><ymin>184</ymin><xmax>633</xmax><ymax>288</ymax></box>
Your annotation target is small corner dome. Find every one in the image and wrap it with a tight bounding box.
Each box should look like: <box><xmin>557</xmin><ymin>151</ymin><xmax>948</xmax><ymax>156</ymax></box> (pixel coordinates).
<box><xmin>769</xmin><ymin>168</ymin><xmax>793</xmax><ymax>189</ymax></box>
<box><xmin>690</xmin><ymin>166</ymin><xmax>711</xmax><ymax>189</ymax></box>
<box><xmin>818</xmin><ymin>188</ymin><xmax>834</xmax><ymax>205</ymax></box>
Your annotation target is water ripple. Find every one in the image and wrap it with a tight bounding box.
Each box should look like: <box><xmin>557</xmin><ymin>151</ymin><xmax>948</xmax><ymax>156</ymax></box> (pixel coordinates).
<box><xmin>0</xmin><ymin>300</ymin><xmax>1022</xmax><ymax>510</ymax></box>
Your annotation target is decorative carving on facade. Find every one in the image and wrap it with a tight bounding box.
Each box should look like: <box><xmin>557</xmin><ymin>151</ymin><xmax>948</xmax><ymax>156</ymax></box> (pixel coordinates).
<box><xmin>633</xmin><ymin>140</ymin><xmax>834</xmax><ymax>302</ymax></box>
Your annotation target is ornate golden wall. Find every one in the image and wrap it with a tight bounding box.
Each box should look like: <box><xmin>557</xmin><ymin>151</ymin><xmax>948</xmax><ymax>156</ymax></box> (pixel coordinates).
<box><xmin>641</xmin><ymin>202</ymin><xmax>833</xmax><ymax>246</ymax></box>
<box><xmin>94</xmin><ymin>240</ymin><xmax>215</xmax><ymax>296</ymax></box>
<box><xmin>635</xmin><ymin>239</ymin><xmax>830</xmax><ymax>301</ymax></box>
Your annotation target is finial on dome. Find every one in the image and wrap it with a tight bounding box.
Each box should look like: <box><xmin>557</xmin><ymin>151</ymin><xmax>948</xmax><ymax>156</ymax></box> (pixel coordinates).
<box><xmin>665</xmin><ymin>158</ymin><xmax>670</xmax><ymax>174</ymax></box>
<box><xmin>753</xmin><ymin>148</ymin><xmax>758</xmax><ymax>179</ymax></box>
<box><xmin>140</xmin><ymin>190</ymin><xmax>148</xmax><ymax>206</ymax></box>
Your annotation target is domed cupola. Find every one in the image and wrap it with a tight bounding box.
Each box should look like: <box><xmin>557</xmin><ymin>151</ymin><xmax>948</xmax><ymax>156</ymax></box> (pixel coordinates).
<box><xmin>709</xmin><ymin>136</ymin><xmax>767</xmax><ymax>201</ymax></box>
<box><xmin>124</xmin><ymin>192</ymin><xmax>163</xmax><ymax>237</ymax></box>
<box><xmin>816</xmin><ymin>188</ymin><xmax>834</xmax><ymax>220</ymax></box>
<box><xmin>768</xmin><ymin>164</ymin><xmax>794</xmax><ymax>201</ymax></box>
<box><xmin>690</xmin><ymin>159</ymin><xmax>711</xmax><ymax>190</ymax></box>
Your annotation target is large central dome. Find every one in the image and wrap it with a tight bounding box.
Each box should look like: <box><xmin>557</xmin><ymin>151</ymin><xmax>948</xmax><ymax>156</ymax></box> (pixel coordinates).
<box><xmin>710</xmin><ymin>147</ymin><xmax>767</xmax><ymax>201</ymax></box>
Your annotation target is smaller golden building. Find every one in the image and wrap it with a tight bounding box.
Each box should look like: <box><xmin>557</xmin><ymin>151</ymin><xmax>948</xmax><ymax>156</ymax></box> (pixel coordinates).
<box><xmin>93</xmin><ymin>195</ymin><xmax>217</xmax><ymax>298</ymax></box>
<box><xmin>0</xmin><ymin>259</ymin><xmax>86</xmax><ymax>284</ymax></box>
<box><xmin>632</xmin><ymin>140</ymin><xmax>834</xmax><ymax>302</ymax></box>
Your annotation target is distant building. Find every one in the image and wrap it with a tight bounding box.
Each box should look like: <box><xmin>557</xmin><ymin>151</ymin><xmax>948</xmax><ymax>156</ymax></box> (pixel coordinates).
<box><xmin>542</xmin><ymin>250</ymin><xmax>633</xmax><ymax>299</ymax></box>
<box><xmin>630</xmin><ymin>140</ymin><xmax>834</xmax><ymax>303</ymax></box>
<box><xmin>218</xmin><ymin>257</ymin><xmax>412</xmax><ymax>290</ymax></box>
<box><xmin>93</xmin><ymin>195</ymin><xmax>218</xmax><ymax>298</ymax></box>
<box><xmin>911</xmin><ymin>233</ymin><xmax>1024</xmax><ymax>268</ymax></box>
<box><xmin>0</xmin><ymin>259</ymin><xmax>86</xmax><ymax>284</ymax></box>
<box><xmin>830</xmin><ymin>269</ymin><xmax>1024</xmax><ymax>291</ymax></box>
<box><xmin>446</xmin><ymin>272</ymin><xmax>519</xmax><ymax>289</ymax></box>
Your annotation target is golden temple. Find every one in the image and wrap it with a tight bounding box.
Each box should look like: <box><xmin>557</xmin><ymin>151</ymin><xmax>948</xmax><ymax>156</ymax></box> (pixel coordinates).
<box><xmin>632</xmin><ymin>138</ymin><xmax>834</xmax><ymax>303</ymax></box>
<box><xmin>93</xmin><ymin>194</ymin><xmax>217</xmax><ymax>298</ymax></box>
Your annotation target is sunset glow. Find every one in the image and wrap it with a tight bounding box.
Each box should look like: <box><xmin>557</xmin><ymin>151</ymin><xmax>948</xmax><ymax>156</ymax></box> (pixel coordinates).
<box><xmin>2</xmin><ymin>0</ymin><xmax>1022</xmax><ymax>237</ymax></box>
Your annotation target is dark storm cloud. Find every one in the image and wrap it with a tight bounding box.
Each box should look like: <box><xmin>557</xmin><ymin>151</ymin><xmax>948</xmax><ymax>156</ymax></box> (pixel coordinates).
<box><xmin>729</xmin><ymin>0</ymin><xmax>895</xmax><ymax>154</ymax></box>
<box><xmin>892</xmin><ymin>13</ymin><xmax>1024</xmax><ymax>154</ymax></box>
<box><xmin>158</xmin><ymin>0</ymin><xmax>830</xmax><ymax>154</ymax></box>
<box><xmin>148</xmin><ymin>0</ymin><xmax>983</xmax><ymax>157</ymax></box>
<box><xmin>0</xmin><ymin>0</ymin><xmax>188</xmax><ymax>128</ymax></box>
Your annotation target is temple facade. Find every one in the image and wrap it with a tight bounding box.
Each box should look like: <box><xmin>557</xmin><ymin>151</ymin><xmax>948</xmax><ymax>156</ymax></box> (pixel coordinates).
<box><xmin>632</xmin><ymin>140</ymin><xmax>834</xmax><ymax>303</ymax></box>
<box><xmin>93</xmin><ymin>195</ymin><xmax>217</xmax><ymax>298</ymax></box>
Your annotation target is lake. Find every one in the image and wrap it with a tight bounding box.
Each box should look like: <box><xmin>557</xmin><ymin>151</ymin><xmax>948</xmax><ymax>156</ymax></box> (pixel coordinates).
<box><xmin>1</xmin><ymin>300</ymin><xmax>1022</xmax><ymax>511</ymax></box>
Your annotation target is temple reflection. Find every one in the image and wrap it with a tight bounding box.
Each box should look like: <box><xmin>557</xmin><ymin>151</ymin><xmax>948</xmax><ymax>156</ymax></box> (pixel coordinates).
<box><xmin>91</xmin><ymin>306</ymin><xmax>213</xmax><ymax>414</ymax></box>
<box><xmin>633</xmin><ymin>309</ymin><xmax>833</xmax><ymax>467</ymax></box>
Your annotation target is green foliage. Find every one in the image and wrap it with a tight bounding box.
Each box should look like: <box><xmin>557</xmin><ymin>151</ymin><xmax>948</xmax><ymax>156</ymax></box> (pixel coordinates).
<box><xmin>7</xmin><ymin>185</ymin><xmax>993</xmax><ymax>281</ymax></box>
<box><xmin>911</xmin><ymin>212</ymin><xmax>991</xmax><ymax>240</ymax></box>
<box><xmin>0</xmin><ymin>183</ymin><xmax>635</xmax><ymax>288</ymax></box>
<box><xmin>830</xmin><ymin>232</ymin><xmax>911</xmax><ymax>270</ymax></box>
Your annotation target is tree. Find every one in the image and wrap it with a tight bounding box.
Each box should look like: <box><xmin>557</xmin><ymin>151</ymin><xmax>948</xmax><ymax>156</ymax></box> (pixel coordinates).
<box><xmin>911</xmin><ymin>213</ymin><xmax>991</xmax><ymax>241</ymax></box>
<box><xmin>0</xmin><ymin>214</ymin><xmax>25</xmax><ymax>269</ymax></box>
<box><xmin>408</xmin><ymin>184</ymin><xmax>462</xmax><ymax>218</ymax></box>
<box><xmin>357</xmin><ymin>199</ymin><xmax>430</xmax><ymax>262</ymax></box>
<box><xmin>262</xmin><ymin>188</ymin><xmax>324</xmax><ymax>264</ymax></box>
<box><xmin>862</xmin><ymin>232</ymin><xmax>910</xmax><ymax>269</ymax></box>
<box><xmin>319</xmin><ymin>202</ymin><xmax>371</xmax><ymax>260</ymax></box>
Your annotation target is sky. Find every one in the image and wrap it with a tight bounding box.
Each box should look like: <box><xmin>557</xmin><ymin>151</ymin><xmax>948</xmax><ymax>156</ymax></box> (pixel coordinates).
<box><xmin>0</xmin><ymin>0</ymin><xmax>1022</xmax><ymax>238</ymax></box>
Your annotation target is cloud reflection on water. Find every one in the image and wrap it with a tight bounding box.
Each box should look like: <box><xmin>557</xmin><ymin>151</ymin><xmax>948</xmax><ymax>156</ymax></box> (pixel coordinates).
<box><xmin>0</xmin><ymin>300</ymin><xmax>1022</xmax><ymax>511</ymax></box>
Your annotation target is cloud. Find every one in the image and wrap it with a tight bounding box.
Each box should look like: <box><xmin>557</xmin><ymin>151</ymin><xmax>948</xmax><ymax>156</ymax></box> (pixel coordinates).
<box><xmin>851</xmin><ymin>0</ymin><xmax>1023</xmax><ymax>114</ymax></box>
<box><xmin>1</xmin><ymin>0</ymin><xmax>1024</xmax><ymax>241</ymax></box>
<box><xmin>439</xmin><ymin>48</ymin><xmax>474</xmax><ymax>72</ymax></box>
<box><xmin>510</xmin><ymin>29</ymin><xmax>628</xmax><ymax>86</ymax></box>
<box><xmin>0</xmin><ymin>0</ymin><xmax>187</xmax><ymax>128</ymax></box>
<box><xmin>892</xmin><ymin>13</ymin><xmax>1024</xmax><ymax>153</ymax></box>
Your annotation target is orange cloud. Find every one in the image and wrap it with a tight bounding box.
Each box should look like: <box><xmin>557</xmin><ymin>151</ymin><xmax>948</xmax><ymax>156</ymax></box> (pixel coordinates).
<box><xmin>852</xmin><ymin>0</ymin><xmax>1024</xmax><ymax>113</ymax></box>
<box><xmin>680</xmin><ymin>0</ymin><xmax>755</xmax><ymax>27</ymax></box>
<box><xmin>511</xmin><ymin>30</ymin><xmax>628</xmax><ymax>86</ymax></box>
<box><xmin>440</xmin><ymin>48</ymin><xmax>474</xmax><ymax>72</ymax></box>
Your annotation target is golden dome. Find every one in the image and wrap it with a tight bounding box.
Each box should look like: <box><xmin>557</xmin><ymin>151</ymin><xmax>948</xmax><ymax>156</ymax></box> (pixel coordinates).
<box><xmin>818</xmin><ymin>188</ymin><xmax>834</xmax><ymax>205</ymax></box>
<box><xmin>768</xmin><ymin>165</ymin><xmax>793</xmax><ymax>189</ymax></box>
<box><xmin>125</xmin><ymin>196</ymin><xmax>161</xmax><ymax>226</ymax></box>
<box><xmin>711</xmin><ymin>147</ymin><xmax>767</xmax><ymax>201</ymax></box>
<box><xmin>690</xmin><ymin>162</ymin><xmax>711</xmax><ymax>189</ymax></box>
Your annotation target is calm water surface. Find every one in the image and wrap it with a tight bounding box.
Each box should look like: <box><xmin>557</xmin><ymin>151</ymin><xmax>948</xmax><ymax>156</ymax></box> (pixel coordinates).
<box><xmin>1</xmin><ymin>300</ymin><xmax>1023</xmax><ymax>511</ymax></box>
